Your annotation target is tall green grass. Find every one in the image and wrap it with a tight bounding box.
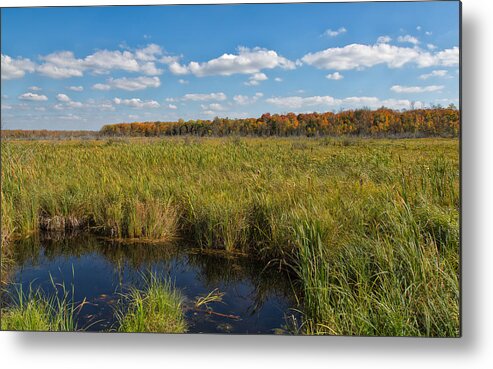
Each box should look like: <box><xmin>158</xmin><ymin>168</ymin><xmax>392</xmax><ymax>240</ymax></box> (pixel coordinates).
<box><xmin>1</xmin><ymin>280</ymin><xmax>81</xmax><ymax>331</ymax></box>
<box><xmin>115</xmin><ymin>273</ymin><xmax>187</xmax><ymax>333</ymax></box>
<box><xmin>1</xmin><ymin>137</ymin><xmax>459</xmax><ymax>336</ymax></box>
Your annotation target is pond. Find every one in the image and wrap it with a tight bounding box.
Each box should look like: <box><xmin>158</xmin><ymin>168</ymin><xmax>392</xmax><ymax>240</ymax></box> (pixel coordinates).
<box><xmin>4</xmin><ymin>234</ymin><xmax>299</xmax><ymax>334</ymax></box>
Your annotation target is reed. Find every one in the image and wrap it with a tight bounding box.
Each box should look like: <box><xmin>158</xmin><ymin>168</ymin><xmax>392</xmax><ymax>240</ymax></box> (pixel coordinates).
<box><xmin>1</xmin><ymin>137</ymin><xmax>459</xmax><ymax>336</ymax></box>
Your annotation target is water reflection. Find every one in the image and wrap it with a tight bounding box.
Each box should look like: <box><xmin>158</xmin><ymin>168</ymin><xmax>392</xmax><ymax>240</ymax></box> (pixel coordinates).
<box><xmin>6</xmin><ymin>234</ymin><xmax>297</xmax><ymax>334</ymax></box>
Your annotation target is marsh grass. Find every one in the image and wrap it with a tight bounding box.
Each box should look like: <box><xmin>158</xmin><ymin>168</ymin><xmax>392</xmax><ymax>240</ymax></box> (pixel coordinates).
<box><xmin>1</xmin><ymin>277</ymin><xmax>83</xmax><ymax>331</ymax></box>
<box><xmin>116</xmin><ymin>273</ymin><xmax>187</xmax><ymax>333</ymax></box>
<box><xmin>1</xmin><ymin>137</ymin><xmax>459</xmax><ymax>336</ymax></box>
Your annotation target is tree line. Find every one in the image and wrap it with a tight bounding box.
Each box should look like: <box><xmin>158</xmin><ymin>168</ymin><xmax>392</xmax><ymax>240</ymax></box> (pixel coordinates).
<box><xmin>100</xmin><ymin>107</ymin><xmax>459</xmax><ymax>138</ymax></box>
<box><xmin>1</xmin><ymin>107</ymin><xmax>459</xmax><ymax>139</ymax></box>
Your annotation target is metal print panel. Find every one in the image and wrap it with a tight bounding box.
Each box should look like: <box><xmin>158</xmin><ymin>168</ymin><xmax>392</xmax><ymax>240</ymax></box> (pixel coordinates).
<box><xmin>0</xmin><ymin>1</ymin><xmax>461</xmax><ymax>336</ymax></box>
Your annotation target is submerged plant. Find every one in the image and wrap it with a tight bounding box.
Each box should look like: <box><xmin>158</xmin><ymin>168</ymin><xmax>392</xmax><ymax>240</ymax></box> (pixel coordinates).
<box><xmin>194</xmin><ymin>288</ymin><xmax>224</xmax><ymax>310</ymax></box>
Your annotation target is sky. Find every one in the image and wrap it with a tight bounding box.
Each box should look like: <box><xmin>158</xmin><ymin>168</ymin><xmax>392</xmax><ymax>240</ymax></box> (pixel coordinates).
<box><xmin>1</xmin><ymin>1</ymin><xmax>460</xmax><ymax>130</ymax></box>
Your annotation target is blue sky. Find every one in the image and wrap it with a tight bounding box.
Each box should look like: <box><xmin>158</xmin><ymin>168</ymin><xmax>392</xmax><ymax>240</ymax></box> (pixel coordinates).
<box><xmin>1</xmin><ymin>2</ymin><xmax>460</xmax><ymax>130</ymax></box>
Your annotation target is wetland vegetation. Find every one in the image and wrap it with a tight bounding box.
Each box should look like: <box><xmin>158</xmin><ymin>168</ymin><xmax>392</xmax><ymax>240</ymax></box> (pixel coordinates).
<box><xmin>0</xmin><ymin>134</ymin><xmax>460</xmax><ymax>336</ymax></box>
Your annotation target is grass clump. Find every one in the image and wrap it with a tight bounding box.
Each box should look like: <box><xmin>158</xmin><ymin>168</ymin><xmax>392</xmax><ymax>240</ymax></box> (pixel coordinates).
<box><xmin>1</xmin><ymin>281</ymin><xmax>81</xmax><ymax>331</ymax></box>
<box><xmin>116</xmin><ymin>274</ymin><xmax>187</xmax><ymax>333</ymax></box>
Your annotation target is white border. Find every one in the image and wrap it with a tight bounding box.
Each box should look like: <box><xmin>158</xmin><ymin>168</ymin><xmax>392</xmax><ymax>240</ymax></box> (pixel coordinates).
<box><xmin>2</xmin><ymin>1</ymin><xmax>493</xmax><ymax>368</ymax></box>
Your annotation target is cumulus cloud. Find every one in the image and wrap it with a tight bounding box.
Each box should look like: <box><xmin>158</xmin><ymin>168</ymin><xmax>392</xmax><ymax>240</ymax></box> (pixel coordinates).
<box><xmin>266</xmin><ymin>94</ymin><xmax>423</xmax><ymax>110</ymax></box>
<box><xmin>84</xmin><ymin>50</ymin><xmax>142</xmax><ymax>74</ymax></box>
<box><xmin>419</xmin><ymin>70</ymin><xmax>449</xmax><ymax>80</ymax></box>
<box><xmin>245</xmin><ymin>72</ymin><xmax>268</xmax><ymax>86</ymax></box>
<box><xmin>427</xmin><ymin>44</ymin><xmax>437</xmax><ymax>50</ymax></box>
<box><xmin>170</xmin><ymin>47</ymin><xmax>295</xmax><ymax>77</ymax></box>
<box><xmin>169</xmin><ymin>61</ymin><xmax>189</xmax><ymax>75</ymax></box>
<box><xmin>397</xmin><ymin>35</ymin><xmax>420</xmax><ymax>45</ymax></box>
<box><xmin>28</xmin><ymin>86</ymin><xmax>42</xmax><ymax>91</ymax></box>
<box><xmin>266</xmin><ymin>95</ymin><xmax>339</xmax><ymax>109</ymax></box>
<box><xmin>434</xmin><ymin>47</ymin><xmax>459</xmax><ymax>66</ymax></box>
<box><xmin>37</xmin><ymin>51</ymin><xmax>85</xmax><ymax>78</ymax></box>
<box><xmin>92</xmin><ymin>83</ymin><xmax>112</xmax><ymax>91</ymax></box>
<box><xmin>326</xmin><ymin>72</ymin><xmax>344</xmax><ymax>80</ymax></box>
<box><xmin>1</xmin><ymin>54</ymin><xmax>36</xmax><ymax>80</ymax></box>
<box><xmin>323</xmin><ymin>27</ymin><xmax>347</xmax><ymax>37</ymax></box>
<box><xmin>390</xmin><ymin>85</ymin><xmax>444</xmax><ymax>93</ymax></box>
<box><xmin>68</xmin><ymin>86</ymin><xmax>84</xmax><ymax>92</ymax></box>
<box><xmin>18</xmin><ymin>92</ymin><xmax>48</xmax><ymax>101</ymax></box>
<box><xmin>168</xmin><ymin>104</ymin><xmax>177</xmax><ymax>110</ymax></box>
<box><xmin>377</xmin><ymin>35</ymin><xmax>392</xmax><ymax>44</ymax></box>
<box><xmin>182</xmin><ymin>92</ymin><xmax>227</xmax><ymax>101</ymax></box>
<box><xmin>134</xmin><ymin>43</ymin><xmax>162</xmax><ymax>62</ymax></box>
<box><xmin>56</xmin><ymin>93</ymin><xmax>71</xmax><ymax>102</ymax></box>
<box><xmin>111</xmin><ymin>76</ymin><xmax>160</xmax><ymax>91</ymax></box>
<box><xmin>91</xmin><ymin>76</ymin><xmax>160</xmax><ymax>91</ymax></box>
<box><xmin>113</xmin><ymin>97</ymin><xmax>160</xmax><ymax>108</ymax></box>
<box><xmin>274</xmin><ymin>77</ymin><xmax>283</xmax><ymax>82</ymax></box>
<box><xmin>178</xmin><ymin>79</ymin><xmax>188</xmax><ymax>84</ymax></box>
<box><xmin>233</xmin><ymin>92</ymin><xmax>263</xmax><ymax>105</ymax></box>
<box><xmin>35</xmin><ymin>44</ymin><xmax>166</xmax><ymax>79</ymax></box>
<box><xmin>201</xmin><ymin>103</ymin><xmax>226</xmax><ymax>111</ymax></box>
<box><xmin>301</xmin><ymin>43</ymin><xmax>459</xmax><ymax>71</ymax></box>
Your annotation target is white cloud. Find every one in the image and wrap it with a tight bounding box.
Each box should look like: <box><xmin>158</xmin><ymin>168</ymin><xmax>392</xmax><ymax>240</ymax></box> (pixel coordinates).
<box><xmin>416</xmin><ymin>26</ymin><xmax>422</xmax><ymax>31</ymax></box>
<box><xmin>266</xmin><ymin>94</ymin><xmax>423</xmax><ymax>110</ymax></box>
<box><xmin>171</xmin><ymin>47</ymin><xmax>295</xmax><ymax>77</ymax></box>
<box><xmin>245</xmin><ymin>72</ymin><xmax>268</xmax><ymax>86</ymax></box>
<box><xmin>419</xmin><ymin>69</ymin><xmax>449</xmax><ymax>80</ymax></box>
<box><xmin>85</xmin><ymin>50</ymin><xmax>144</xmax><ymax>74</ymax></box>
<box><xmin>201</xmin><ymin>103</ymin><xmax>226</xmax><ymax>111</ymax></box>
<box><xmin>301</xmin><ymin>43</ymin><xmax>459</xmax><ymax>71</ymax></box>
<box><xmin>160</xmin><ymin>55</ymin><xmax>181</xmax><ymax>64</ymax></box>
<box><xmin>68</xmin><ymin>86</ymin><xmax>84</xmax><ymax>92</ymax></box>
<box><xmin>266</xmin><ymin>95</ymin><xmax>339</xmax><ymax>109</ymax></box>
<box><xmin>168</xmin><ymin>104</ymin><xmax>177</xmax><ymax>110</ymax></box>
<box><xmin>377</xmin><ymin>35</ymin><xmax>392</xmax><ymax>44</ymax></box>
<box><xmin>1</xmin><ymin>104</ymin><xmax>12</xmax><ymax>110</ymax></box>
<box><xmin>1</xmin><ymin>54</ymin><xmax>36</xmax><ymax>80</ymax></box>
<box><xmin>92</xmin><ymin>83</ymin><xmax>112</xmax><ymax>91</ymax></box>
<box><xmin>67</xmin><ymin>101</ymin><xmax>84</xmax><ymax>108</ymax></box>
<box><xmin>105</xmin><ymin>76</ymin><xmax>161</xmax><ymax>91</ymax></box>
<box><xmin>56</xmin><ymin>93</ymin><xmax>71</xmax><ymax>102</ymax></box>
<box><xmin>425</xmin><ymin>31</ymin><xmax>433</xmax><ymax>36</ymax></box>
<box><xmin>182</xmin><ymin>92</ymin><xmax>227</xmax><ymax>101</ymax></box>
<box><xmin>37</xmin><ymin>51</ymin><xmax>85</xmax><ymax>78</ymax></box>
<box><xmin>178</xmin><ymin>79</ymin><xmax>188</xmax><ymax>84</ymax></box>
<box><xmin>390</xmin><ymin>85</ymin><xmax>444</xmax><ymax>93</ymax></box>
<box><xmin>35</xmin><ymin>44</ymin><xmax>165</xmax><ymax>79</ymax></box>
<box><xmin>58</xmin><ymin>113</ymin><xmax>82</xmax><ymax>121</ymax></box>
<box><xmin>18</xmin><ymin>92</ymin><xmax>48</xmax><ymax>101</ymax></box>
<box><xmin>427</xmin><ymin>44</ymin><xmax>437</xmax><ymax>50</ymax></box>
<box><xmin>323</xmin><ymin>27</ymin><xmax>347</xmax><ymax>37</ymax></box>
<box><xmin>113</xmin><ymin>97</ymin><xmax>160</xmax><ymax>108</ymax></box>
<box><xmin>397</xmin><ymin>35</ymin><xmax>420</xmax><ymax>45</ymax></box>
<box><xmin>169</xmin><ymin>61</ymin><xmax>189</xmax><ymax>75</ymax></box>
<box><xmin>326</xmin><ymin>72</ymin><xmax>344</xmax><ymax>80</ymax></box>
<box><xmin>233</xmin><ymin>92</ymin><xmax>263</xmax><ymax>105</ymax></box>
<box><xmin>134</xmin><ymin>44</ymin><xmax>162</xmax><ymax>62</ymax></box>
<box><xmin>28</xmin><ymin>86</ymin><xmax>42</xmax><ymax>91</ymax></box>
<box><xmin>274</xmin><ymin>77</ymin><xmax>283</xmax><ymax>82</ymax></box>
<box><xmin>435</xmin><ymin>47</ymin><xmax>459</xmax><ymax>66</ymax></box>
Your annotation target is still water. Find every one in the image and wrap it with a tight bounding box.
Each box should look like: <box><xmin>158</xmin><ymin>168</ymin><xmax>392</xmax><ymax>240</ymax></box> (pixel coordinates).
<box><xmin>5</xmin><ymin>234</ymin><xmax>298</xmax><ymax>334</ymax></box>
